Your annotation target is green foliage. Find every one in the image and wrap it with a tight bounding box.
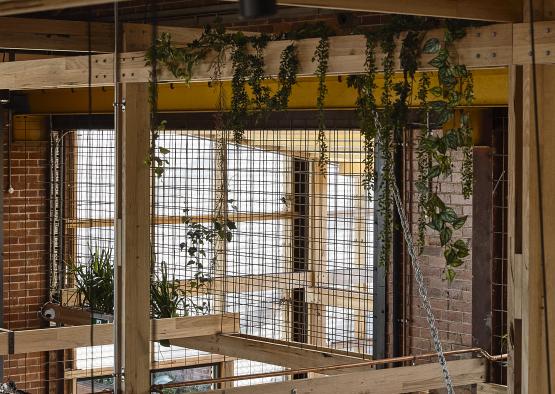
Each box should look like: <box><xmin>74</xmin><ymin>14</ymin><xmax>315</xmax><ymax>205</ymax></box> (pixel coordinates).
<box><xmin>150</xmin><ymin>261</ymin><xmax>187</xmax><ymax>347</ymax></box>
<box><xmin>151</xmin><ymin>261</ymin><xmax>183</xmax><ymax>319</ymax></box>
<box><xmin>347</xmin><ymin>17</ymin><xmax>474</xmax><ymax>281</ymax></box>
<box><xmin>146</xmin><ymin>17</ymin><xmax>475</xmax><ymax>281</ymax></box>
<box><xmin>145</xmin><ymin>120</ymin><xmax>171</xmax><ymax>178</ymax></box>
<box><xmin>346</xmin><ymin>37</ymin><xmax>378</xmax><ymax>196</ymax></box>
<box><xmin>67</xmin><ymin>248</ymin><xmax>114</xmax><ymax>315</ymax></box>
<box><xmin>313</xmin><ymin>35</ymin><xmax>330</xmax><ymax>174</ymax></box>
<box><xmin>180</xmin><ymin>209</ymin><xmax>236</xmax><ymax>291</ymax></box>
<box><xmin>416</xmin><ymin>23</ymin><xmax>474</xmax><ymax>281</ymax></box>
<box><xmin>147</xmin><ymin>24</ymin><xmax>299</xmax><ymax>144</ymax></box>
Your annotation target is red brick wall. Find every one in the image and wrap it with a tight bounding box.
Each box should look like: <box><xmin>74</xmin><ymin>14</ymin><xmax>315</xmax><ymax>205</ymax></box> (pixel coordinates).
<box><xmin>3</xmin><ymin>139</ymin><xmax>50</xmax><ymax>393</ymax></box>
<box><xmin>408</xmin><ymin>149</ymin><xmax>473</xmax><ymax>355</ymax></box>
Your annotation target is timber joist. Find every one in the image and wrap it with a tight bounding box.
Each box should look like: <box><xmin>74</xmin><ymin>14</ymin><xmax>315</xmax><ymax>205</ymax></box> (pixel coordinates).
<box><xmin>0</xmin><ymin>23</ymin><xmax>522</xmax><ymax>91</ymax></box>
<box><xmin>0</xmin><ymin>313</ymin><xmax>238</xmax><ymax>356</ymax></box>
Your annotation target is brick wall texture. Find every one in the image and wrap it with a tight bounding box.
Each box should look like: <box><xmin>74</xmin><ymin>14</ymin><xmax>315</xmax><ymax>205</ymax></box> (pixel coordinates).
<box><xmin>3</xmin><ymin>140</ymin><xmax>50</xmax><ymax>393</ymax></box>
<box><xmin>408</xmin><ymin>149</ymin><xmax>473</xmax><ymax>355</ymax></box>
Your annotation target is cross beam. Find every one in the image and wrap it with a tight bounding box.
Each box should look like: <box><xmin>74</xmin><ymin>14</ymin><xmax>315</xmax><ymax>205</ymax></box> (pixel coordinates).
<box><xmin>0</xmin><ymin>23</ymin><xmax>513</xmax><ymax>91</ymax></box>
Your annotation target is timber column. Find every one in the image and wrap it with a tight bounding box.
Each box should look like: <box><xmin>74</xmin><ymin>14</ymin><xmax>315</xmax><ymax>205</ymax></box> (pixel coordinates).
<box><xmin>508</xmin><ymin>1</ymin><xmax>555</xmax><ymax>392</ymax></box>
<box><xmin>115</xmin><ymin>26</ymin><xmax>152</xmax><ymax>393</ymax></box>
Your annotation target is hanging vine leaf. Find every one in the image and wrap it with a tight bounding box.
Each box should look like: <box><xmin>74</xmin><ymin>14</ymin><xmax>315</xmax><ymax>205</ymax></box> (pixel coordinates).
<box><xmin>313</xmin><ymin>35</ymin><xmax>330</xmax><ymax>174</ymax></box>
<box><xmin>422</xmin><ymin>37</ymin><xmax>441</xmax><ymax>54</ymax></box>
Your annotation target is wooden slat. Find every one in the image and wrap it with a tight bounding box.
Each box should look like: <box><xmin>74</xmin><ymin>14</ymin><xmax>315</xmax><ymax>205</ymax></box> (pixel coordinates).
<box><xmin>0</xmin><ymin>17</ymin><xmax>252</xmax><ymax>52</ymax></box>
<box><xmin>65</xmin><ymin>353</ymin><xmax>233</xmax><ymax>379</ymax></box>
<box><xmin>477</xmin><ymin>383</ymin><xmax>508</xmax><ymax>393</ymax></box>
<box><xmin>0</xmin><ymin>24</ymin><xmax>513</xmax><ymax>91</ymax></box>
<box><xmin>0</xmin><ymin>313</ymin><xmax>238</xmax><ymax>355</ymax></box>
<box><xmin>59</xmin><ymin>271</ymin><xmax>372</xmax><ymax>311</ymax></box>
<box><xmin>0</xmin><ymin>0</ymin><xmax>130</xmax><ymax>16</ymax></box>
<box><xmin>120</xmin><ymin>79</ymin><xmax>151</xmax><ymax>391</ymax></box>
<box><xmin>271</xmin><ymin>0</ymin><xmax>522</xmax><ymax>22</ymax></box>
<box><xmin>306</xmin><ymin>288</ymin><xmax>373</xmax><ymax>311</ymax></box>
<box><xmin>171</xmin><ymin>334</ymin><xmax>371</xmax><ymax>375</ymax></box>
<box><xmin>0</xmin><ymin>0</ymin><xmax>521</xmax><ymax>22</ymax></box>
<box><xmin>0</xmin><ymin>17</ymin><xmax>113</xmax><ymax>52</ymax></box>
<box><xmin>201</xmin><ymin>357</ymin><xmax>486</xmax><ymax>394</ymax></box>
<box><xmin>66</xmin><ymin>211</ymin><xmax>296</xmax><ymax>229</ymax></box>
<box><xmin>514</xmin><ymin>20</ymin><xmax>555</xmax><ymax>65</ymax></box>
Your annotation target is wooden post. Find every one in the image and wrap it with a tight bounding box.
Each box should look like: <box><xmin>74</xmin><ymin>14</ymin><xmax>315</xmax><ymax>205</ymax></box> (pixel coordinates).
<box><xmin>308</xmin><ymin>161</ymin><xmax>327</xmax><ymax>349</ymax></box>
<box><xmin>508</xmin><ymin>2</ymin><xmax>555</xmax><ymax>392</ymax></box>
<box><xmin>118</xmin><ymin>82</ymin><xmax>151</xmax><ymax>392</ymax></box>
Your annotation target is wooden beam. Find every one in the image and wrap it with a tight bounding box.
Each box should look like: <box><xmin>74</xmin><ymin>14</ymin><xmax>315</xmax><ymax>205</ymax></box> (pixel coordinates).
<box><xmin>272</xmin><ymin>0</ymin><xmax>521</xmax><ymax>22</ymax></box>
<box><xmin>171</xmin><ymin>334</ymin><xmax>370</xmax><ymax>375</ymax></box>
<box><xmin>65</xmin><ymin>353</ymin><xmax>233</xmax><ymax>379</ymax></box>
<box><xmin>22</xmin><ymin>69</ymin><xmax>509</xmax><ymax>114</ymax></box>
<box><xmin>120</xmin><ymin>81</ymin><xmax>151</xmax><ymax>392</ymax></box>
<box><xmin>0</xmin><ymin>314</ymin><xmax>238</xmax><ymax>355</ymax></box>
<box><xmin>0</xmin><ymin>0</ymin><xmax>130</xmax><ymax>16</ymax></box>
<box><xmin>200</xmin><ymin>357</ymin><xmax>487</xmax><ymax>394</ymax></box>
<box><xmin>477</xmin><ymin>383</ymin><xmax>507</xmax><ymax>393</ymax></box>
<box><xmin>508</xmin><ymin>1</ymin><xmax>555</xmax><ymax>392</ymax></box>
<box><xmin>0</xmin><ymin>17</ymin><xmax>113</xmax><ymax>52</ymax></box>
<box><xmin>0</xmin><ymin>24</ymin><xmax>513</xmax><ymax>90</ymax></box>
<box><xmin>66</xmin><ymin>211</ymin><xmax>297</xmax><ymax>229</ymax></box>
<box><xmin>0</xmin><ymin>17</ymin><xmax>228</xmax><ymax>52</ymax></box>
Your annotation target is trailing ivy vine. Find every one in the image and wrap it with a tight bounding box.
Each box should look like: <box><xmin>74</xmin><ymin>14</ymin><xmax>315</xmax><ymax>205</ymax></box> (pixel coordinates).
<box><xmin>313</xmin><ymin>34</ymin><xmax>330</xmax><ymax>174</ymax></box>
<box><xmin>147</xmin><ymin>24</ymin><xmax>299</xmax><ymax>144</ymax></box>
<box><xmin>347</xmin><ymin>17</ymin><xmax>474</xmax><ymax>280</ymax></box>
<box><xmin>145</xmin><ymin>18</ymin><xmax>476</xmax><ymax>281</ymax></box>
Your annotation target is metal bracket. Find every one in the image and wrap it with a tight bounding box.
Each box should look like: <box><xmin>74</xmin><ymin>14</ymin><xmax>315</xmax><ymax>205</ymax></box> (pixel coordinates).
<box><xmin>113</xmin><ymin>98</ymin><xmax>127</xmax><ymax>112</ymax></box>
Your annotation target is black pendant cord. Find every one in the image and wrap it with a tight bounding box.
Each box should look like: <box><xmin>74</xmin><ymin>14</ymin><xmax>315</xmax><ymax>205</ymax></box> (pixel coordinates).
<box><xmin>528</xmin><ymin>1</ymin><xmax>553</xmax><ymax>392</ymax></box>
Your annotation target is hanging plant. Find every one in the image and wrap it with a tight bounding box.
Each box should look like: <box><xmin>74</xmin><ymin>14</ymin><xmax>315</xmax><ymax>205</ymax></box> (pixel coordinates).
<box><xmin>147</xmin><ymin>24</ymin><xmax>300</xmax><ymax>144</ymax></box>
<box><xmin>346</xmin><ymin>36</ymin><xmax>378</xmax><ymax>197</ymax></box>
<box><xmin>417</xmin><ymin>23</ymin><xmax>473</xmax><ymax>281</ymax></box>
<box><xmin>313</xmin><ymin>32</ymin><xmax>330</xmax><ymax>174</ymax></box>
<box><xmin>415</xmin><ymin>72</ymin><xmax>432</xmax><ymax>252</ymax></box>
<box><xmin>347</xmin><ymin>17</ymin><xmax>474</xmax><ymax>280</ymax></box>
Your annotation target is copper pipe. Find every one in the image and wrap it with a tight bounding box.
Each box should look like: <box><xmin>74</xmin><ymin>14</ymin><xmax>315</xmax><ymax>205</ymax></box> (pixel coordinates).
<box><xmin>151</xmin><ymin>348</ymin><xmax>507</xmax><ymax>391</ymax></box>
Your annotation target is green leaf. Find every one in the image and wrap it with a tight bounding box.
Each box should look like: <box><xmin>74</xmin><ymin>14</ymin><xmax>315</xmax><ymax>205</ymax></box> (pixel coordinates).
<box><xmin>440</xmin><ymin>208</ymin><xmax>457</xmax><ymax>224</ymax></box>
<box><xmin>450</xmin><ymin>258</ymin><xmax>464</xmax><ymax>267</ymax></box>
<box><xmin>428</xmin><ymin>56</ymin><xmax>444</xmax><ymax>68</ymax></box>
<box><xmin>227</xmin><ymin>220</ymin><xmax>237</xmax><ymax>230</ymax></box>
<box><xmin>429</xmin><ymin>193</ymin><xmax>446</xmax><ymax>210</ymax></box>
<box><xmin>453</xmin><ymin>239</ymin><xmax>467</xmax><ymax>250</ymax></box>
<box><xmin>430</xmin><ymin>86</ymin><xmax>443</xmax><ymax>97</ymax></box>
<box><xmin>440</xmin><ymin>226</ymin><xmax>452</xmax><ymax>246</ymax></box>
<box><xmin>427</xmin><ymin>165</ymin><xmax>441</xmax><ymax>179</ymax></box>
<box><xmin>422</xmin><ymin>38</ymin><xmax>441</xmax><ymax>54</ymax></box>
<box><xmin>428</xmin><ymin>213</ymin><xmax>443</xmax><ymax>232</ymax></box>
<box><xmin>445</xmin><ymin>267</ymin><xmax>456</xmax><ymax>282</ymax></box>
<box><xmin>452</xmin><ymin>215</ymin><xmax>467</xmax><ymax>230</ymax></box>
<box><xmin>444</xmin><ymin>246</ymin><xmax>457</xmax><ymax>264</ymax></box>
<box><xmin>159</xmin><ymin>147</ymin><xmax>170</xmax><ymax>155</ymax></box>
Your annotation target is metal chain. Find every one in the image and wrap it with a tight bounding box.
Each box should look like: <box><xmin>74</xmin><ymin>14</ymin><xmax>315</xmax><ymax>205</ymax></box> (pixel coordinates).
<box><xmin>390</xmin><ymin>179</ymin><xmax>455</xmax><ymax>393</ymax></box>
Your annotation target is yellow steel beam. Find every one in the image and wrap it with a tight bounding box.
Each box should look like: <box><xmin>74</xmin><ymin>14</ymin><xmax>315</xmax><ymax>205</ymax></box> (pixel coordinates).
<box><xmin>24</xmin><ymin>68</ymin><xmax>507</xmax><ymax>115</ymax></box>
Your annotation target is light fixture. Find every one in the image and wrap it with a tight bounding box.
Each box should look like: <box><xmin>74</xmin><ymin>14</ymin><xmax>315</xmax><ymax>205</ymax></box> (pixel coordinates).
<box><xmin>239</xmin><ymin>0</ymin><xmax>277</xmax><ymax>19</ymax></box>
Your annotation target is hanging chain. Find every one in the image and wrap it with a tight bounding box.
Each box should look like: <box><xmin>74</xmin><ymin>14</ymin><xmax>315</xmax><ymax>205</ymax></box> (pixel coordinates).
<box><xmin>374</xmin><ymin>107</ymin><xmax>454</xmax><ymax>392</ymax></box>
<box><xmin>390</xmin><ymin>178</ymin><xmax>455</xmax><ymax>393</ymax></box>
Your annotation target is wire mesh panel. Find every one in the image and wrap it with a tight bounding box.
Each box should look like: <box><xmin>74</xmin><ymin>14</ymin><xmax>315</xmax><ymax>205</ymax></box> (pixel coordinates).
<box><xmin>44</xmin><ymin>120</ymin><xmax>375</xmax><ymax>390</ymax></box>
<box><xmin>150</xmin><ymin>125</ymin><xmax>375</xmax><ymax>388</ymax></box>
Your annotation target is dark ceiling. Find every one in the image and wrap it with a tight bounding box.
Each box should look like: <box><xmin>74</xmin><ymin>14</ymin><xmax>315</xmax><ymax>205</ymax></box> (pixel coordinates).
<box><xmin>29</xmin><ymin>0</ymin><xmax>385</xmax><ymax>35</ymax></box>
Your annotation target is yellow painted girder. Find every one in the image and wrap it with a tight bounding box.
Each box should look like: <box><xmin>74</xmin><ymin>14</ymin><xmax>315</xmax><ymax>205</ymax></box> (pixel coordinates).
<box><xmin>24</xmin><ymin>68</ymin><xmax>507</xmax><ymax>115</ymax></box>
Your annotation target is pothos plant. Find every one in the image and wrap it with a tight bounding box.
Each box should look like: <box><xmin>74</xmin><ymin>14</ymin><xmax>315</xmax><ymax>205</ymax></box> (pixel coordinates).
<box><xmin>146</xmin><ymin>24</ymin><xmax>300</xmax><ymax>145</ymax></box>
<box><xmin>144</xmin><ymin>18</ymin><xmax>475</xmax><ymax>281</ymax></box>
<box><xmin>348</xmin><ymin>17</ymin><xmax>474</xmax><ymax>281</ymax></box>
